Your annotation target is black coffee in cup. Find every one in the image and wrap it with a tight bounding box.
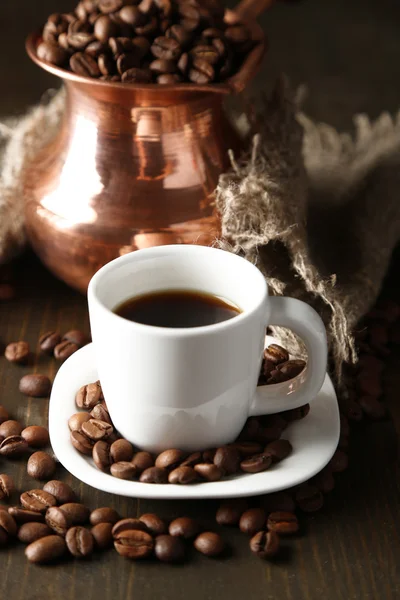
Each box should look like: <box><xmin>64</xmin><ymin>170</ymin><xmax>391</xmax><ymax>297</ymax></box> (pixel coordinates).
<box><xmin>114</xmin><ymin>290</ymin><xmax>242</xmax><ymax>328</ymax></box>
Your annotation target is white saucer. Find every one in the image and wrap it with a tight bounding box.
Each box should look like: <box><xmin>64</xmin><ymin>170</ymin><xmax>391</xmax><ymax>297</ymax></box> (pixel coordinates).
<box><xmin>49</xmin><ymin>342</ymin><xmax>340</xmax><ymax>500</ymax></box>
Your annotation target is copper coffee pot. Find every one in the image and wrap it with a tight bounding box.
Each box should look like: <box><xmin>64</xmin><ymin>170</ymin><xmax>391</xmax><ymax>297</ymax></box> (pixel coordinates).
<box><xmin>24</xmin><ymin>0</ymin><xmax>272</xmax><ymax>293</ymax></box>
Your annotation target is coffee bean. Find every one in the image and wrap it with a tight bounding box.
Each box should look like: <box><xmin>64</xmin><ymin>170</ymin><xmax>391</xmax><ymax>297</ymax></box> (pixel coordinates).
<box><xmin>0</xmin><ymin>435</ymin><xmax>29</xmax><ymax>457</ymax></box>
<box><xmin>0</xmin><ymin>406</ymin><xmax>9</xmax><ymax>425</ymax></box>
<box><xmin>68</xmin><ymin>32</ymin><xmax>96</xmax><ymax>51</ymax></box>
<box><xmin>76</xmin><ymin>381</ymin><xmax>103</xmax><ymax>409</ymax></box>
<box><xmin>98</xmin><ymin>53</ymin><xmax>116</xmax><ymax>76</ymax></box>
<box><xmin>43</xmin><ymin>481</ymin><xmax>77</xmax><ymax>504</ymax></box>
<box><xmin>117</xmin><ymin>52</ymin><xmax>141</xmax><ymax>74</ymax></box>
<box><xmin>119</xmin><ymin>5</ymin><xmax>145</xmax><ymax>26</ymax></box>
<box><xmin>131</xmin><ymin>35</ymin><xmax>151</xmax><ymax>57</ymax></box>
<box><xmin>90</xmin><ymin>402</ymin><xmax>111</xmax><ymax>423</ymax></box>
<box><xmin>112</xmin><ymin>518</ymin><xmax>148</xmax><ymax>537</ymax></box>
<box><xmin>264</xmin><ymin>439</ymin><xmax>292</xmax><ymax>462</ymax></box>
<box><xmin>231</xmin><ymin>442</ymin><xmax>264</xmax><ymax>457</ymax></box>
<box><xmin>168</xmin><ymin>466</ymin><xmax>197</xmax><ymax>484</ymax></box>
<box><xmin>295</xmin><ymin>484</ymin><xmax>324</xmax><ymax>513</ymax></box>
<box><xmin>213</xmin><ymin>445</ymin><xmax>240</xmax><ymax>475</ymax></box>
<box><xmin>94</xmin><ymin>14</ymin><xmax>119</xmax><ymax>42</ymax></box>
<box><xmin>110</xmin><ymin>461</ymin><xmax>137</xmax><ymax>479</ymax></box>
<box><xmin>0</xmin><ymin>474</ymin><xmax>14</xmax><ymax>500</ymax></box>
<box><xmin>90</xmin><ymin>507</ymin><xmax>120</xmax><ymax>526</ymax></box>
<box><xmin>25</xmin><ymin>535</ymin><xmax>66</xmax><ymax>563</ymax></box>
<box><xmin>114</xmin><ymin>528</ymin><xmax>154</xmax><ymax>559</ymax></box>
<box><xmin>330</xmin><ymin>449</ymin><xmax>348</xmax><ymax>473</ymax></box>
<box><xmin>194</xmin><ymin>531</ymin><xmax>224</xmax><ymax>557</ymax></box>
<box><xmin>21</xmin><ymin>425</ymin><xmax>50</xmax><ymax>448</ymax></box>
<box><xmin>250</xmin><ymin>530</ymin><xmax>280</xmax><ymax>560</ymax></box>
<box><xmin>99</xmin><ymin>0</ymin><xmax>123</xmax><ymax>14</ymax></box>
<box><xmin>166</xmin><ymin>24</ymin><xmax>192</xmax><ymax>47</ymax></box>
<box><xmin>54</xmin><ymin>340</ymin><xmax>79</xmax><ymax>360</ymax></box>
<box><xmin>68</xmin><ymin>412</ymin><xmax>91</xmax><ymax>432</ymax></box>
<box><xmin>264</xmin><ymin>344</ymin><xmax>289</xmax><ymax>365</ymax></box>
<box><xmin>190</xmin><ymin>45</ymin><xmax>219</xmax><ymax>65</ymax></box>
<box><xmin>45</xmin><ymin>506</ymin><xmax>72</xmax><ymax>535</ymax></box>
<box><xmin>20</xmin><ymin>490</ymin><xmax>57</xmax><ymax>514</ymax></box>
<box><xmin>39</xmin><ymin>331</ymin><xmax>61</xmax><ymax>354</ymax></box>
<box><xmin>8</xmin><ymin>507</ymin><xmax>45</xmax><ymax>524</ymax></box>
<box><xmin>66</xmin><ymin>526</ymin><xmax>94</xmax><ymax>558</ymax></box>
<box><xmin>194</xmin><ymin>463</ymin><xmax>223</xmax><ymax>481</ymax></box>
<box><xmin>157</xmin><ymin>73</ymin><xmax>183</xmax><ymax>83</ymax></box>
<box><xmin>81</xmin><ymin>418</ymin><xmax>113</xmax><ymax>441</ymax></box>
<box><xmin>4</xmin><ymin>341</ymin><xmax>30</xmax><ymax>364</ymax></box>
<box><xmin>267</xmin><ymin>511</ymin><xmax>299</xmax><ymax>535</ymax></box>
<box><xmin>189</xmin><ymin>58</ymin><xmax>214</xmax><ymax>83</ymax></box>
<box><xmin>71</xmin><ymin>430</ymin><xmax>93</xmax><ymax>455</ymax></box>
<box><xmin>358</xmin><ymin>395</ymin><xmax>386</xmax><ymax>419</ymax></box>
<box><xmin>135</xmin><ymin>16</ymin><xmax>158</xmax><ymax>36</ymax></box>
<box><xmin>37</xmin><ymin>42</ymin><xmax>69</xmax><ymax>66</ymax></box>
<box><xmin>260</xmin><ymin>492</ymin><xmax>295</xmax><ymax>513</ymax></box>
<box><xmin>86</xmin><ymin>40</ymin><xmax>109</xmax><ymax>57</ymax></box>
<box><xmin>169</xmin><ymin>516</ymin><xmax>200</xmax><ymax>539</ymax></box>
<box><xmin>19</xmin><ymin>374</ymin><xmax>52</xmax><ymax>398</ymax></box>
<box><xmin>149</xmin><ymin>58</ymin><xmax>177</xmax><ymax>74</ymax></box>
<box><xmin>140</xmin><ymin>466</ymin><xmax>168</xmax><ymax>483</ymax></box>
<box><xmin>18</xmin><ymin>522</ymin><xmax>53</xmax><ymax>544</ymax></box>
<box><xmin>68</xmin><ymin>19</ymin><xmax>92</xmax><ymax>35</ymax></box>
<box><xmin>0</xmin><ymin>510</ymin><xmax>17</xmax><ymax>536</ymax></box>
<box><xmin>109</xmin><ymin>36</ymin><xmax>133</xmax><ymax>55</ymax></box>
<box><xmin>93</xmin><ymin>440</ymin><xmax>112</xmax><ymax>471</ymax></box>
<box><xmin>180</xmin><ymin>451</ymin><xmax>202</xmax><ymax>467</ymax></box>
<box><xmin>202</xmin><ymin>448</ymin><xmax>216</xmax><ymax>463</ymax></box>
<box><xmin>0</xmin><ymin>420</ymin><xmax>22</xmax><ymax>438</ymax></box>
<box><xmin>59</xmin><ymin>503</ymin><xmax>90</xmax><ymax>525</ymax></box>
<box><xmin>155</xmin><ymin>534</ymin><xmax>185</xmax><ymax>563</ymax></box>
<box><xmin>121</xmin><ymin>67</ymin><xmax>152</xmax><ymax>82</ymax></box>
<box><xmin>91</xmin><ymin>522</ymin><xmax>114</xmax><ymax>549</ymax></box>
<box><xmin>240</xmin><ymin>453</ymin><xmax>272</xmax><ymax>474</ymax></box>
<box><xmin>110</xmin><ymin>439</ymin><xmax>134</xmax><ymax>463</ymax></box>
<box><xmin>269</xmin><ymin>360</ymin><xmax>307</xmax><ymax>383</ymax></box>
<box><xmin>151</xmin><ymin>36</ymin><xmax>181</xmax><ymax>60</ymax></box>
<box><xmin>139</xmin><ymin>513</ymin><xmax>167</xmax><ymax>536</ymax></box>
<box><xmin>216</xmin><ymin>499</ymin><xmax>247</xmax><ymax>526</ymax></box>
<box><xmin>27</xmin><ymin>451</ymin><xmax>56</xmax><ymax>481</ymax></box>
<box><xmin>138</xmin><ymin>0</ymin><xmax>155</xmax><ymax>15</ymax></box>
<box><xmin>155</xmin><ymin>448</ymin><xmax>186</xmax><ymax>470</ymax></box>
<box><xmin>239</xmin><ymin>508</ymin><xmax>267</xmax><ymax>536</ymax></box>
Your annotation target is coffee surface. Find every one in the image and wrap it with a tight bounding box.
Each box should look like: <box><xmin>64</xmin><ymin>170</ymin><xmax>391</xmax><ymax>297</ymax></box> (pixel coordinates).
<box><xmin>114</xmin><ymin>290</ymin><xmax>241</xmax><ymax>328</ymax></box>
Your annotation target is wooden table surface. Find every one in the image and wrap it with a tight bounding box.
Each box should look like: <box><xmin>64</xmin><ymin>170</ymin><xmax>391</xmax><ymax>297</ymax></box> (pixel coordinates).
<box><xmin>1</xmin><ymin>1</ymin><xmax>400</xmax><ymax>599</ymax></box>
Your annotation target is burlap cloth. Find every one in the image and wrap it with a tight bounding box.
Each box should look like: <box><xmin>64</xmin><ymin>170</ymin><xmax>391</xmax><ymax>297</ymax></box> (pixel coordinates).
<box><xmin>1</xmin><ymin>80</ymin><xmax>400</xmax><ymax>384</ymax></box>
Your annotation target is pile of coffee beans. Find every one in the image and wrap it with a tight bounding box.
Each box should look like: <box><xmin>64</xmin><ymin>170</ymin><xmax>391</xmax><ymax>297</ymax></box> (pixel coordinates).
<box><xmin>36</xmin><ymin>0</ymin><xmax>256</xmax><ymax>85</ymax></box>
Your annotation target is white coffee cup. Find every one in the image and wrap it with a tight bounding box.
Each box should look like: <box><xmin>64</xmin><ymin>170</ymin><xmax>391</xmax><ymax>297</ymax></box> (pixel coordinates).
<box><xmin>88</xmin><ymin>245</ymin><xmax>327</xmax><ymax>452</ymax></box>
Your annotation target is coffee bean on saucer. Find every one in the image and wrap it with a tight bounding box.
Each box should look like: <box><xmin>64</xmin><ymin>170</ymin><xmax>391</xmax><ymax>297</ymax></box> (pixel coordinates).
<box><xmin>0</xmin><ymin>435</ymin><xmax>29</xmax><ymax>457</ymax></box>
<box><xmin>139</xmin><ymin>513</ymin><xmax>167</xmax><ymax>536</ymax></box>
<box><xmin>155</xmin><ymin>534</ymin><xmax>186</xmax><ymax>563</ymax></box>
<box><xmin>295</xmin><ymin>484</ymin><xmax>324</xmax><ymax>513</ymax></box>
<box><xmin>140</xmin><ymin>466</ymin><xmax>168</xmax><ymax>484</ymax></box>
<box><xmin>18</xmin><ymin>522</ymin><xmax>53</xmax><ymax>544</ymax></box>
<box><xmin>71</xmin><ymin>430</ymin><xmax>93</xmax><ymax>455</ymax></box>
<box><xmin>59</xmin><ymin>503</ymin><xmax>90</xmax><ymax>525</ymax></box>
<box><xmin>0</xmin><ymin>406</ymin><xmax>9</xmax><ymax>425</ymax></box>
<box><xmin>21</xmin><ymin>425</ymin><xmax>50</xmax><ymax>448</ymax></box>
<box><xmin>112</xmin><ymin>518</ymin><xmax>148</xmax><ymax>537</ymax></box>
<box><xmin>202</xmin><ymin>448</ymin><xmax>216</xmax><ymax>463</ymax></box>
<box><xmin>239</xmin><ymin>508</ymin><xmax>267</xmax><ymax>536</ymax></box>
<box><xmin>76</xmin><ymin>382</ymin><xmax>102</xmax><ymax>409</ymax></box>
<box><xmin>81</xmin><ymin>418</ymin><xmax>113</xmax><ymax>441</ymax></box>
<box><xmin>267</xmin><ymin>511</ymin><xmax>299</xmax><ymax>535</ymax></box>
<box><xmin>27</xmin><ymin>451</ymin><xmax>56</xmax><ymax>480</ymax></box>
<box><xmin>194</xmin><ymin>532</ymin><xmax>224</xmax><ymax>557</ymax></box>
<box><xmin>114</xmin><ymin>529</ymin><xmax>154</xmax><ymax>559</ymax></box>
<box><xmin>264</xmin><ymin>439</ymin><xmax>292</xmax><ymax>462</ymax></box>
<box><xmin>240</xmin><ymin>453</ymin><xmax>272</xmax><ymax>474</ymax></box>
<box><xmin>169</xmin><ymin>517</ymin><xmax>200</xmax><ymax>539</ymax></box>
<box><xmin>69</xmin><ymin>412</ymin><xmax>91</xmax><ymax>432</ymax></box>
<box><xmin>66</xmin><ymin>526</ymin><xmax>94</xmax><ymax>558</ymax></box>
<box><xmin>168</xmin><ymin>466</ymin><xmax>197</xmax><ymax>484</ymax></box>
<box><xmin>90</xmin><ymin>403</ymin><xmax>111</xmax><ymax>424</ymax></box>
<box><xmin>110</xmin><ymin>461</ymin><xmax>137</xmax><ymax>480</ymax></box>
<box><xmin>216</xmin><ymin>499</ymin><xmax>247</xmax><ymax>526</ymax></box>
<box><xmin>91</xmin><ymin>522</ymin><xmax>114</xmax><ymax>550</ymax></box>
<box><xmin>231</xmin><ymin>442</ymin><xmax>263</xmax><ymax>457</ymax></box>
<box><xmin>93</xmin><ymin>440</ymin><xmax>112</xmax><ymax>471</ymax></box>
<box><xmin>20</xmin><ymin>490</ymin><xmax>57</xmax><ymax>514</ymax></box>
<box><xmin>250</xmin><ymin>530</ymin><xmax>280</xmax><ymax>560</ymax></box>
<box><xmin>43</xmin><ymin>480</ymin><xmax>77</xmax><ymax>504</ymax></box>
<box><xmin>19</xmin><ymin>374</ymin><xmax>52</xmax><ymax>398</ymax></box>
<box><xmin>0</xmin><ymin>474</ymin><xmax>14</xmax><ymax>500</ymax></box>
<box><xmin>54</xmin><ymin>340</ymin><xmax>79</xmax><ymax>361</ymax></box>
<box><xmin>155</xmin><ymin>448</ymin><xmax>187</xmax><ymax>470</ymax></box>
<box><xmin>110</xmin><ymin>439</ymin><xmax>134</xmax><ymax>463</ymax></box>
<box><xmin>25</xmin><ymin>535</ymin><xmax>66</xmax><ymax>563</ymax></box>
<box><xmin>214</xmin><ymin>446</ymin><xmax>240</xmax><ymax>475</ymax></box>
<box><xmin>0</xmin><ymin>420</ymin><xmax>23</xmax><ymax>438</ymax></box>
<box><xmin>90</xmin><ymin>507</ymin><xmax>120</xmax><ymax>526</ymax></box>
<box><xmin>264</xmin><ymin>344</ymin><xmax>289</xmax><ymax>365</ymax></box>
<box><xmin>194</xmin><ymin>463</ymin><xmax>223</xmax><ymax>481</ymax></box>
<box><xmin>39</xmin><ymin>331</ymin><xmax>61</xmax><ymax>354</ymax></box>
<box><xmin>4</xmin><ymin>341</ymin><xmax>30</xmax><ymax>364</ymax></box>
<box><xmin>45</xmin><ymin>506</ymin><xmax>72</xmax><ymax>536</ymax></box>
<box><xmin>8</xmin><ymin>507</ymin><xmax>45</xmax><ymax>524</ymax></box>
<box><xmin>180</xmin><ymin>451</ymin><xmax>202</xmax><ymax>467</ymax></box>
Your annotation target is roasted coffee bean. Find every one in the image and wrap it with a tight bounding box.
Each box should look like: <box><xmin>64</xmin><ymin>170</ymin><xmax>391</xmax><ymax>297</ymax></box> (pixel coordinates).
<box><xmin>91</xmin><ymin>522</ymin><xmax>114</xmax><ymax>550</ymax></box>
<box><xmin>19</xmin><ymin>374</ymin><xmax>52</xmax><ymax>398</ymax></box>
<box><xmin>260</xmin><ymin>491</ymin><xmax>295</xmax><ymax>513</ymax></box>
<box><xmin>110</xmin><ymin>439</ymin><xmax>134</xmax><ymax>463</ymax></box>
<box><xmin>132</xmin><ymin>451</ymin><xmax>154</xmax><ymax>472</ymax></box>
<box><xmin>0</xmin><ymin>474</ymin><xmax>14</xmax><ymax>500</ymax></box>
<box><xmin>155</xmin><ymin>534</ymin><xmax>185</xmax><ymax>563</ymax></box>
<box><xmin>180</xmin><ymin>451</ymin><xmax>202</xmax><ymax>467</ymax></box>
<box><xmin>358</xmin><ymin>395</ymin><xmax>386</xmax><ymax>420</ymax></box>
<box><xmin>250</xmin><ymin>530</ymin><xmax>280</xmax><ymax>560</ymax></box>
<box><xmin>68</xmin><ymin>32</ymin><xmax>96</xmax><ymax>51</ymax></box>
<box><xmin>135</xmin><ymin>16</ymin><xmax>158</xmax><ymax>36</ymax></box>
<box><xmin>93</xmin><ymin>440</ymin><xmax>112</xmax><ymax>471</ymax></box>
<box><xmin>0</xmin><ymin>420</ymin><xmax>22</xmax><ymax>438</ymax></box>
<box><xmin>168</xmin><ymin>466</ymin><xmax>197</xmax><ymax>484</ymax></box>
<box><xmin>66</xmin><ymin>526</ymin><xmax>94</xmax><ymax>557</ymax></box>
<box><xmin>0</xmin><ymin>406</ymin><xmax>9</xmax><ymax>425</ymax></box>
<box><xmin>94</xmin><ymin>14</ymin><xmax>119</xmax><ymax>42</ymax></box>
<box><xmin>45</xmin><ymin>506</ymin><xmax>72</xmax><ymax>535</ymax></box>
<box><xmin>190</xmin><ymin>45</ymin><xmax>219</xmax><ymax>65</ymax></box>
<box><xmin>81</xmin><ymin>418</ymin><xmax>113</xmax><ymax>441</ymax></box>
<box><xmin>155</xmin><ymin>448</ymin><xmax>186</xmax><ymax>470</ymax></box>
<box><xmin>54</xmin><ymin>340</ymin><xmax>79</xmax><ymax>360</ymax></box>
<box><xmin>86</xmin><ymin>40</ymin><xmax>109</xmax><ymax>57</ymax></box>
<box><xmin>119</xmin><ymin>5</ymin><xmax>145</xmax><ymax>26</ymax></box>
<box><xmin>45</xmin><ymin>13</ymin><xmax>70</xmax><ymax>35</ymax></box>
<box><xmin>59</xmin><ymin>503</ymin><xmax>90</xmax><ymax>525</ymax></box>
<box><xmin>194</xmin><ymin>463</ymin><xmax>223</xmax><ymax>481</ymax></box>
<box><xmin>117</xmin><ymin>52</ymin><xmax>141</xmax><ymax>74</ymax></box>
<box><xmin>112</xmin><ymin>518</ymin><xmax>148</xmax><ymax>537</ymax></box>
<box><xmin>264</xmin><ymin>344</ymin><xmax>289</xmax><ymax>365</ymax></box>
<box><xmin>37</xmin><ymin>42</ymin><xmax>69</xmax><ymax>66</ymax></box>
<box><xmin>177</xmin><ymin>52</ymin><xmax>189</xmax><ymax>75</ymax></box>
<box><xmin>166</xmin><ymin>24</ymin><xmax>192</xmax><ymax>47</ymax></box>
<box><xmin>4</xmin><ymin>341</ymin><xmax>30</xmax><ymax>364</ymax></box>
<box><xmin>157</xmin><ymin>73</ymin><xmax>183</xmax><ymax>83</ymax></box>
<box><xmin>68</xmin><ymin>412</ymin><xmax>91</xmax><ymax>432</ymax></box>
<box><xmin>281</xmin><ymin>403</ymin><xmax>310</xmax><ymax>422</ymax></box>
<box><xmin>214</xmin><ymin>445</ymin><xmax>240</xmax><ymax>475</ymax></box>
<box><xmin>90</xmin><ymin>402</ymin><xmax>111</xmax><ymax>423</ymax></box>
<box><xmin>99</xmin><ymin>0</ymin><xmax>124</xmax><ymax>14</ymax></box>
<box><xmin>140</xmin><ymin>466</ymin><xmax>168</xmax><ymax>484</ymax></box>
<box><xmin>295</xmin><ymin>484</ymin><xmax>324</xmax><ymax>513</ymax></box>
<box><xmin>18</xmin><ymin>522</ymin><xmax>53</xmax><ymax>544</ymax></box>
<box><xmin>68</xmin><ymin>19</ymin><xmax>92</xmax><ymax>35</ymax></box>
<box><xmin>202</xmin><ymin>448</ymin><xmax>216</xmax><ymax>463</ymax></box>
<box><xmin>76</xmin><ymin>381</ymin><xmax>103</xmax><ymax>409</ymax></box>
<box><xmin>240</xmin><ymin>453</ymin><xmax>272</xmax><ymax>474</ymax></box>
<box><xmin>330</xmin><ymin>449</ymin><xmax>348</xmax><ymax>473</ymax></box>
<box><xmin>43</xmin><ymin>481</ymin><xmax>77</xmax><ymax>504</ymax></box>
<box><xmin>139</xmin><ymin>513</ymin><xmax>167</xmax><ymax>536</ymax></box>
<box><xmin>264</xmin><ymin>439</ymin><xmax>292</xmax><ymax>462</ymax></box>
<box><xmin>21</xmin><ymin>425</ymin><xmax>50</xmax><ymax>448</ymax></box>
<box><xmin>169</xmin><ymin>516</ymin><xmax>200</xmax><ymax>539</ymax></box>
<box><xmin>216</xmin><ymin>499</ymin><xmax>247</xmax><ymax>526</ymax></box>
<box><xmin>132</xmin><ymin>35</ymin><xmax>151</xmax><ymax>57</ymax></box>
<box><xmin>27</xmin><ymin>451</ymin><xmax>56</xmax><ymax>480</ymax></box>
<box><xmin>151</xmin><ymin>36</ymin><xmax>181</xmax><ymax>60</ymax></box>
<box><xmin>121</xmin><ymin>67</ymin><xmax>152</xmax><ymax>82</ymax></box>
<box><xmin>194</xmin><ymin>531</ymin><xmax>224</xmax><ymax>557</ymax></box>
<box><xmin>0</xmin><ymin>435</ymin><xmax>29</xmax><ymax>457</ymax></box>
<box><xmin>20</xmin><ymin>490</ymin><xmax>57</xmax><ymax>514</ymax></box>
<box><xmin>8</xmin><ymin>507</ymin><xmax>45</xmax><ymax>524</ymax></box>
<box><xmin>109</xmin><ymin>36</ymin><xmax>134</xmax><ymax>55</ymax></box>
<box><xmin>110</xmin><ymin>461</ymin><xmax>137</xmax><ymax>479</ymax></box>
<box><xmin>0</xmin><ymin>510</ymin><xmax>17</xmax><ymax>536</ymax></box>
<box><xmin>114</xmin><ymin>528</ymin><xmax>154</xmax><ymax>559</ymax></box>
<box><xmin>189</xmin><ymin>59</ymin><xmax>214</xmax><ymax>83</ymax></box>
<box><xmin>98</xmin><ymin>53</ymin><xmax>116</xmax><ymax>76</ymax></box>
<box><xmin>39</xmin><ymin>331</ymin><xmax>61</xmax><ymax>354</ymax></box>
<box><xmin>239</xmin><ymin>508</ymin><xmax>267</xmax><ymax>536</ymax></box>
<box><xmin>90</xmin><ymin>507</ymin><xmax>120</xmax><ymax>526</ymax></box>
<box><xmin>71</xmin><ymin>430</ymin><xmax>93</xmax><ymax>455</ymax></box>
<box><xmin>25</xmin><ymin>535</ymin><xmax>66</xmax><ymax>564</ymax></box>
<box><xmin>231</xmin><ymin>442</ymin><xmax>263</xmax><ymax>457</ymax></box>
<box><xmin>312</xmin><ymin>467</ymin><xmax>335</xmax><ymax>494</ymax></box>
<box><xmin>269</xmin><ymin>359</ymin><xmax>306</xmax><ymax>383</ymax></box>
<box><xmin>267</xmin><ymin>511</ymin><xmax>299</xmax><ymax>535</ymax></box>
<box><xmin>149</xmin><ymin>58</ymin><xmax>177</xmax><ymax>74</ymax></box>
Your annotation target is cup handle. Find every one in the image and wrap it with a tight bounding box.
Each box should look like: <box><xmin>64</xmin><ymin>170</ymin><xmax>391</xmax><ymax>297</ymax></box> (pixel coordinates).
<box><xmin>249</xmin><ymin>296</ymin><xmax>328</xmax><ymax>416</ymax></box>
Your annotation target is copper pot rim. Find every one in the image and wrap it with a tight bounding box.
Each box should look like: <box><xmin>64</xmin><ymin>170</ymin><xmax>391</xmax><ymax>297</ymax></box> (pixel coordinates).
<box><xmin>26</xmin><ymin>11</ymin><xmax>266</xmax><ymax>96</ymax></box>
